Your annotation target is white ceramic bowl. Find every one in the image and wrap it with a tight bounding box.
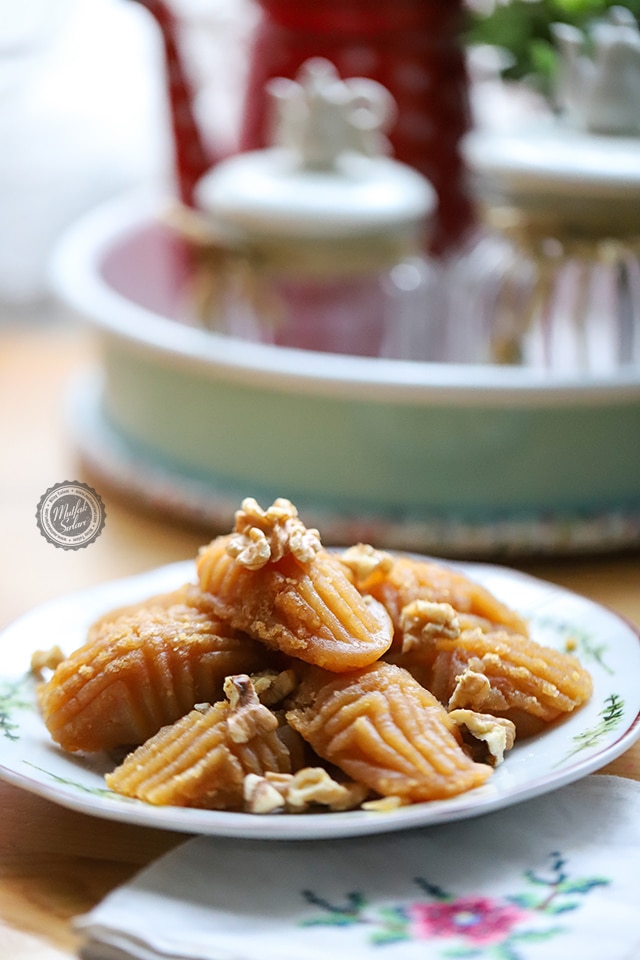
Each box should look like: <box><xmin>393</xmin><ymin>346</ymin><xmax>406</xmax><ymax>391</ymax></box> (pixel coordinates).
<box><xmin>50</xmin><ymin>191</ymin><xmax>640</xmax><ymax>556</ymax></box>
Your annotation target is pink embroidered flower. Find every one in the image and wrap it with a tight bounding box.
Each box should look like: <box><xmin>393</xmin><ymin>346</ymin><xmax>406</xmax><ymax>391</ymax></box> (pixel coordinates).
<box><xmin>409</xmin><ymin>897</ymin><xmax>528</xmax><ymax>945</ymax></box>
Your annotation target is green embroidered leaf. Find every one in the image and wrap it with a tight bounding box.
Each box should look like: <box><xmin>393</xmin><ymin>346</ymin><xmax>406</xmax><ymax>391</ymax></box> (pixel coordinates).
<box><xmin>508</xmin><ymin>893</ymin><xmax>545</xmax><ymax>908</ymax></box>
<box><xmin>370</xmin><ymin>905</ymin><xmax>409</xmax><ymax>944</ymax></box>
<box><xmin>302</xmin><ymin>852</ymin><xmax>607</xmax><ymax>954</ymax></box>
<box><xmin>301</xmin><ymin>888</ymin><xmax>365</xmax><ymax>921</ymax></box>
<box><xmin>377</xmin><ymin>906</ymin><xmax>407</xmax><ymax>924</ymax></box>
<box><xmin>558</xmin><ymin>878</ymin><xmax>610</xmax><ymax>895</ymax></box>
<box><xmin>544</xmin><ymin>902</ymin><xmax>579</xmax><ymax>914</ymax></box>
<box><xmin>414</xmin><ymin>876</ymin><xmax>451</xmax><ymax>900</ymax></box>
<box><xmin>511</xmin><ymin>926</ymin><xmax>567</xmax><ymax>942</ymax></box>
<box><xmin>441</xmin><ymin>947</ymin><xmax>482</xmax><ymax>958</ymax></box>
<box><xmin>523</xmin><ymin>869</ymin><xmax>550</xmax><ymax>887</ymax></box>
<box><xmin>370</xmin><ymin>929</ymin><xmax>409</xmax><ymax>945</ymax></box>
<box><xmin>495</xmin><ymin>944</ymin><xmax>528</xmax><ymax>960</ymax></box>
<box><xmin>302</xmin><ymin>916</ymin><xmax>356</xmax><ymax>928</ymax></box>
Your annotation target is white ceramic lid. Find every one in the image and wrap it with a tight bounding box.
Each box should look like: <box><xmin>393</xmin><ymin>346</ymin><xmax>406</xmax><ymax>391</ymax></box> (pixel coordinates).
<box><xmin>464</xmin><ymin>8</ymin><xmax>640</xmax><ymax>221</ymax></box>
<box><xmin>196</xmin><ymin>58</ymin><xmax>435</xmax><ymax>241</ymax></box>
<box><xmin>464</xmin><ymin>120</ymin><xmax>640</xmax><ymax>204</ymax></box>
<box><xmin>196</xmin><ymin>148</ymin><xmax>435</xmax><ymax>240</ymax></box>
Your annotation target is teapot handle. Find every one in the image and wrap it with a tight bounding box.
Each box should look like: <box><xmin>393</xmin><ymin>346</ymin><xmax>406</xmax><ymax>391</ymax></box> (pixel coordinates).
<box><xmin>130</xmin><ymin>0</ymin><xmax>212</xmax><ymax>205</ymax></box>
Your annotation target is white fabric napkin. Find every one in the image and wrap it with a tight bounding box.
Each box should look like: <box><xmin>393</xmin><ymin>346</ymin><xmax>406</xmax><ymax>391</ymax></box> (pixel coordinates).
<box><xmin>76</xmin><ymin>775</ymin><xmax>640</xmax><ymax>960</ymax></box>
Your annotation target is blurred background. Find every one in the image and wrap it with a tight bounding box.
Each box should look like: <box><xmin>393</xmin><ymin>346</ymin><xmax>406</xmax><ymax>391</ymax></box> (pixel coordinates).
<box><xmin>0</xmin><ymin>0</ymin><xmax>259</xmax><ymax>315</ymax></box>
<box><xmin>1</xmin><ymin>0</ymin><xmax>638</xmax><ymax>563</ymax></box>
<box><xmin>0</xmin><ymin>0</ymin><xmax>640</xmax><ymax>318</ymax></box>
<box><xmin>2</xmin><ymin>0</ymin><xmax>638</xmax><ymax>317</ymax></box>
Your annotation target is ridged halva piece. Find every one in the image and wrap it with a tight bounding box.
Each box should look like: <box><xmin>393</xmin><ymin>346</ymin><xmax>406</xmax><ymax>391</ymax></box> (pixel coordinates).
<box><xmin>340</xmin><ymin>545</ymin><xmax>530</xmax><ymax>642</ymax></box>
<box><xmin>106</xmin><ymin>675</ymin><xmax>291</xmax><ymax>808</ymax></box>
<box><xmin>428</xmin><ymin>627</ymin><xmax>593</xmax><ymax>724</ymax></box>
<box><xmin>196</xmin><ymin>499</ymin><xmax>393</xmax><ymax>671</ymax></box>
<box><xmin>286</xmin><ymin>661</ymin><xmax>493</xmax><ymax>802</ymax></box>
<box><xmin>38</xmin><ymin>589</ymin><xmax>273</xmax><ymax>753</ymax></box>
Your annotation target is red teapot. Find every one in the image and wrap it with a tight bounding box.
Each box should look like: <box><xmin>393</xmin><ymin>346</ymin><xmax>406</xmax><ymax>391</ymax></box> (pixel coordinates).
<box><xmin>134</xmin><ymin>0</ymin><xmax>474</xmax><ymax>254</ymax></box>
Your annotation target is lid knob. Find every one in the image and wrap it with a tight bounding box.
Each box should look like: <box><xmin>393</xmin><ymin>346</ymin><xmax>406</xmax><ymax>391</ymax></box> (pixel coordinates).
<box><xmin>552</xmin><ymin>6</ymin><xmax>640</xmax><ymax>136</ymax></box>
<box><xmin>195</xmin><ymin>58</ymin><xmax>435</xmax><ymax>241</ymax></box>
<box><xmin>266</xmin><ymin>57</ymin><xmax>396</xmax><ymax>170</ymax></box>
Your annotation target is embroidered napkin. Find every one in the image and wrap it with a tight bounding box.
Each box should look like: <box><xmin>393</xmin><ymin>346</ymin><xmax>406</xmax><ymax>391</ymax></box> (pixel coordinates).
<box><xmin>76</xmin><ymin>775</ymin><xmax>640</xmax><ymax>960</ymax></box>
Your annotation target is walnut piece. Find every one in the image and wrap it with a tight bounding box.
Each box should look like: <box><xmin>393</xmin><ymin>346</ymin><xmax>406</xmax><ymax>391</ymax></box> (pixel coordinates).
<box><xmin>449</xmin><ymin>708</ymin><xmax>516</xmax><ymax>766</ymax></box>
<box><xmin>227</xmin><ymin>525</ymin><xmax>271</xmax><ymax>570</ymax></box>
<box><xmin>250</xmin><ymin>669</ymin><xmax>298</xmax><ymax>707</ymax></box>
<box><xmin>243</xmin><ymin>767</ymin><xmax>369</xmax><ymax>813</ymax></box>
<box><xmin>340</xmin><ymin>543</ymin><xmax>394</xmax><ymax>586</ymax></box>
<box><xmin>285</xmin><ymin>768</ymin><xmax>369</xmax><ymax>812</ymax></box>
<box><xmin>223</xmin><ymin>674</ymin><xmax>279</xmax><ymax>743</ymax></box>
<box><xmin>244</xmin><ymin>773</ymin><xmax>287</xmax><ymax>814</ymax></box>
<box><xmin>447</xmin><ymin>667</ymin><xmax>493</xmax><ymax>711</ymax></box>
<box><xmin>30</xmin><ymin>646</ymin><xmax>65</xmax><ymax>678</ymax></box>
<box><xmin>400</xmin><ymin>599</ymin><xmax>460</xmax><ymax>653</ymax></box>
<box><xmin>226</xmin><ymin>497</ymin><xmax>321</xmax><ymax>570</ymax></box>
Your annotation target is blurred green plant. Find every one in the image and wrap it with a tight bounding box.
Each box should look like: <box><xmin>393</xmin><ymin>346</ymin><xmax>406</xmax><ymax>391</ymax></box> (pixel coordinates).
<box><xmin>465</xmin><ymin>0</ymin><xmax>640</xmax><ymax>95</ymax></box>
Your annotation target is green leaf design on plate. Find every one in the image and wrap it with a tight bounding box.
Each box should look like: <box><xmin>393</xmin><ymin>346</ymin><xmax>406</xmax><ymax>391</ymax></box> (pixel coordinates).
<box><xmin>23</xmin><ymin>761</ymin><xmax>133</xmax><ymax>801</ymax></box>
<box><xmin>531</xmin><ymin>616</ymin><xmax>613</xmax><ymax>675</ymax></box>
<box><xmin>558</xmin><ymin>693</ymin><xmax>625</xmax><ymax>764</ymax></box>
<box><xmin>0</xmin><ymin>675</ymin><xmax>36</xmax><ymax>742</ymax></box>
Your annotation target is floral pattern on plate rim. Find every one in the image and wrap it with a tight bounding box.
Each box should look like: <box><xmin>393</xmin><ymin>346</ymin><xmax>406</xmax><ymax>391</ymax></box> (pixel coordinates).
<box><xmin>0</xmin><ymin>616</ymin><xmax>628</xmax><ymax>793</ymax></box>
<box><xmin>0</xmin><ymin>557</ymin><xmax>637</xmax><ymax>839</ymax></box>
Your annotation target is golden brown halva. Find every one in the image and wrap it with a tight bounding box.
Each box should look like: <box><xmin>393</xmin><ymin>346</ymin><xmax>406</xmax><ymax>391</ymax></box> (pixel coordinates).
<box><xmin>35</xmin><ymin>497</ymin><xmax>593</xmax><ymax>813</ymax></box>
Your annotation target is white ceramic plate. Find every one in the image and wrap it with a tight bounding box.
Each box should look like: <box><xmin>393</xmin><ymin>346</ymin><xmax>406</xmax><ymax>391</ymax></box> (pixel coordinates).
<box><xmin>0</xmin><ymin>559</ymin><xmax>638</xmax><ymax>840</ymax></box>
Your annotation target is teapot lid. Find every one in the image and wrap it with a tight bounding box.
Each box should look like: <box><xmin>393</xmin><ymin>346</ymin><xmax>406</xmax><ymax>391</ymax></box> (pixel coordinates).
<box><xmin>463</xmin><ymin>119</ymin><xmax>640</xmax><ymax>203</ymax></box>
<box><xmin>463</xmin><ymin>7</ymin><xmax>640</xmax><ymax>225</ymax></box>
<box><xmin>195</xmin><ymin>58</ymin><xmax>435</xmax><ymax>241</ymax></box>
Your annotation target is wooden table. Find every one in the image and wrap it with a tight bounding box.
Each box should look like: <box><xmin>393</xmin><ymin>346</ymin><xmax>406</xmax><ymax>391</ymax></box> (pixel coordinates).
<box><xmin>1</xmin><ymin>321</ymin><xmax>639</xmax><ymax>958</ymax></box>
